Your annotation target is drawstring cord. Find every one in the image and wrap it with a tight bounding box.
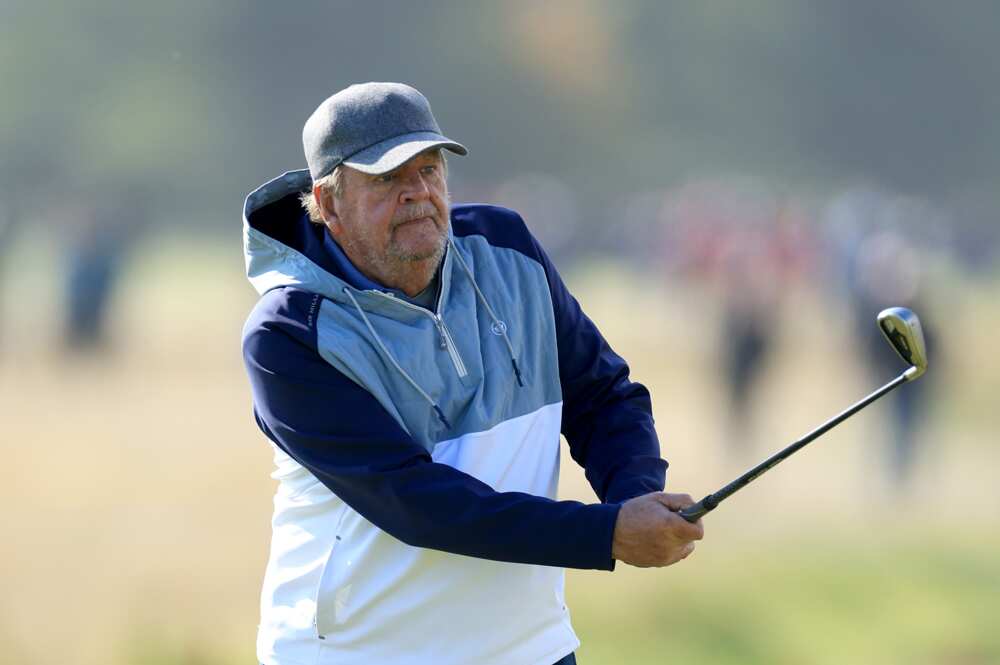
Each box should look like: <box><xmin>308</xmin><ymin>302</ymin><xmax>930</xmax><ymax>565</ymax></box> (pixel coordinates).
<box><xmin>343</xmin><ymin>288</ymin><xmax>452</xmax><ymax>429</ymax></box>
<box><xmin>447</xmin><ymin>238</ymin><xmax>525</xmax><ymax>387</ymax></box>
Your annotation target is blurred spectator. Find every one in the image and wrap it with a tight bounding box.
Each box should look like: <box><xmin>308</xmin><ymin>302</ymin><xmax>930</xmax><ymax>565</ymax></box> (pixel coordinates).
<box><xmin>825</xmin><ymin>188</ymin><xmax>937</xmax><ymax>490</ymax></box>
<box><xmin>60</xmin><ymin>188</ymin><xmax>147</xmax><ymax>353</ymax></box>
<box><xmin>719</xmin><ymin>201</ymin><xmax>815</xmax><ymax>455</ymax></box>
<box><xmin>851</xmin><ymin>229</ymin><xmax>933</xmax><ymax>490</ymax></box>
<box><xmin>718</xmin><ymin>236</ymin><xmax>780</xmax><ymax>455</ymax></box>
<box><xmin>657</xmin><ymin>179</ymin><xmax>816</xmax><ymax>454</ymax></box>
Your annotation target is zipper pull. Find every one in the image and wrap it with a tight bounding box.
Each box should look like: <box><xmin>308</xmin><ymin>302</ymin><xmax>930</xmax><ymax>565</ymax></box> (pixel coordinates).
<box><xmin>433</xmin><ymin>316</ymin><xmax>447</xmax><ymax>349</ymax></box>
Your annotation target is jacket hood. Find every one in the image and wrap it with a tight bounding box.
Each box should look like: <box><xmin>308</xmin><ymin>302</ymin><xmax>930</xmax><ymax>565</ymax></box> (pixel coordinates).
<box><xmin>243</xmin><ymin>169</ymin><xmax>455</xmax><ymax>307</ymax></box>
<box><xmin>243</xmin><ymin>169</ymin><xmax>348</xmax><ymax>301</ymax></box>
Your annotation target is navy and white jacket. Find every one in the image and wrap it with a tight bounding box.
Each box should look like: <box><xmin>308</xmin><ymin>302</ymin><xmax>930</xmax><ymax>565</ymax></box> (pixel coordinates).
<box><xmin>242</xmin><ymin>169</ymin><xmax>668</xmax><ymax>665</ymax></box>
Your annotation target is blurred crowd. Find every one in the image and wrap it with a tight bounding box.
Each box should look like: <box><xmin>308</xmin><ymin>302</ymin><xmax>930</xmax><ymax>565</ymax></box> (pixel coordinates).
<box><xmin>645</xmin><ymin>179</ymin><xmax>966</xmax><ymax>491</ymax></box>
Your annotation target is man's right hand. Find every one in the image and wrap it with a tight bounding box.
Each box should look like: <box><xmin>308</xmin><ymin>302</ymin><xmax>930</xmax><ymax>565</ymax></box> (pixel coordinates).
<box><xmin>611</xmin><ymin>492</ymin><xmax>705</xmax><ymax>568</ymax></box>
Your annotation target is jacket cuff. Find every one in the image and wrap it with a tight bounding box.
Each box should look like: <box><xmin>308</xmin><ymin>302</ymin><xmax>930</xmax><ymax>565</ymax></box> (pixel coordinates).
<box><xmin>587</xmin><ymin>502</ymin><xmax>621</xmax><ymax>571</ymax></box>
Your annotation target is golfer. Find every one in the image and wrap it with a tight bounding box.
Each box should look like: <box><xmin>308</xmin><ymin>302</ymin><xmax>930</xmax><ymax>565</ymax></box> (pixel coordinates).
<box><xmin>242</xmin><ymin>82</ymin><xmax>704</xmax><ymax>665</ymax></box>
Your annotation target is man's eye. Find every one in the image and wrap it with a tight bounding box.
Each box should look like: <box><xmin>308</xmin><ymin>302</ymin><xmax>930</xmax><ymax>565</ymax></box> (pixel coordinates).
<box><xmin>376</xmin><ymin>173</ymin><xmax>395</xmax><ymax>183</ymax></box>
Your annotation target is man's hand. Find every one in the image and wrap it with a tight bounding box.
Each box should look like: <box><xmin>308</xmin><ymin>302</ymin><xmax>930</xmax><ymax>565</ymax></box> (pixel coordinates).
<box><xmin>611</xmin><ymin>492</ymin><xmax>705</xmax><ymax>568</ymax></box>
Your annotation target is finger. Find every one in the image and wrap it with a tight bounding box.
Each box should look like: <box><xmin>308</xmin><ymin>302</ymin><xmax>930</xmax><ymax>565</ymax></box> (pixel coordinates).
<box><xmin>665</xmin><ymin>541</ymin><xmax>696</xmax><ymax>567</ymax></box>
<box><xmin>653</xmin><ymin>492</ymin><xmax>695</xmax><ymax>511</ymax></box>
<box><xmin>663</xmin><ymin>509</ymin><xmax>705</xmax><ymax>540</ymax></box>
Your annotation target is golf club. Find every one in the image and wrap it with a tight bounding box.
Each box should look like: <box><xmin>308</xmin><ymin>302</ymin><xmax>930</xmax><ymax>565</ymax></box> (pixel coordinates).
<box><xmin>678</xmin><ymin>306</ymin><xmax>928</xmax><ymax>523</ymax></box>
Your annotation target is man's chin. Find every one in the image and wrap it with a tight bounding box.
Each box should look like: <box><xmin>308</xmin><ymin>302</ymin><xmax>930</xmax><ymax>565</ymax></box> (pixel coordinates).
<box><xmin>390</xmin><ymin>237</ymin><xmax>446</xmax><ymax>264</ymax></box>
<box><xmin>391</xmin><ymin>225</ymin><xmax>446</xmax><ymax>261</ymax></box>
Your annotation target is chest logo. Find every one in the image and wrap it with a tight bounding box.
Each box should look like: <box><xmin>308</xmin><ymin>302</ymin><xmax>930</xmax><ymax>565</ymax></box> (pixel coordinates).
<box><xmin>490</xmin><ymin>320</ymin><xmax>508</xmax><ymax>336</ymax></box>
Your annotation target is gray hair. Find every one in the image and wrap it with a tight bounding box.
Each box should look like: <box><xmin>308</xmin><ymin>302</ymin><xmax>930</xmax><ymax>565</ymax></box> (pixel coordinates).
<box><xmin>300</xmin><ymin>167</ymin><xmax>345</xmax><ymax>225</ymax></box>
<box><xmin>299</xmin><ymin>150</ymin><xmax>447</xmax><ymax>225</ymax></box>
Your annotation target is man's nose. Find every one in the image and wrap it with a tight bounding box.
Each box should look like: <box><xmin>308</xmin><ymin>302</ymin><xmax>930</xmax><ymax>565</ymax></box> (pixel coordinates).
<box><xmin>399</xmin><ymin>171</ymin><xmax>431</xmax><ymax>203</ymax></box>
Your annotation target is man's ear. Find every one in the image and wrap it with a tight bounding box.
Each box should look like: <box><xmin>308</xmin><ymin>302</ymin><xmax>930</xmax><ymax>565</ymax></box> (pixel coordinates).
<box><xmin>314</xmin><ymin>184</ymin><xmax>340</xmax><ymax>233</ymax></box>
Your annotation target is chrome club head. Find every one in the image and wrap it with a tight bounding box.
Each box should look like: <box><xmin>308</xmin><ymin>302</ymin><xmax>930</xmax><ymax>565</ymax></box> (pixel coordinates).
<box><xmin>877</xmin><ymin>307</ymin><xmax>928</xmax><ymax>381</ymax></box>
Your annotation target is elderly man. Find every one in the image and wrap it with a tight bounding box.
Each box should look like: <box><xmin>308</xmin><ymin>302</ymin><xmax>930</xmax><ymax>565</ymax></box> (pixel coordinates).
<box><xmin>242</xmin><ymin>82</ymin><xmax>703</xmax><ymax>665</ymax></box>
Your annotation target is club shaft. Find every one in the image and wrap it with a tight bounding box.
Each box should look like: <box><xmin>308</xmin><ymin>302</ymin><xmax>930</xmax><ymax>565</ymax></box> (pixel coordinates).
<box><xmin>679</xmin><ymin>372</ymin><xmax>909</xmax><ymax>522</ymax></box>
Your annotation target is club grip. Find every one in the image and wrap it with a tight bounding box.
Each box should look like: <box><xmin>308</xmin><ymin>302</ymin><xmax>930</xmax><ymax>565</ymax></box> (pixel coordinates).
<box><xmin>678</xmin><ymin>494</ymin><xmax>718</xmax><ymax>522</ymax></box>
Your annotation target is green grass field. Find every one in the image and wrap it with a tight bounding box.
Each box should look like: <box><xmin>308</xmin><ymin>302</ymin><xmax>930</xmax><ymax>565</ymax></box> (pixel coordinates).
<box><xmin>568</xmin><ymin>534</ymin><xmax>1000</xmax><ymax>665</ymax></box>
<box><xmin>1</xmin><ymin>231</ymin><xmax>997</xmax><ymax>664</ymax></box>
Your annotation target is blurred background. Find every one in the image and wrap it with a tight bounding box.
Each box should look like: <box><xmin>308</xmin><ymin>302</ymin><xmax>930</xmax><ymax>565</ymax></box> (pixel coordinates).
<box><xmin>2</xmin><ymin>1</ymin><xmax>998</xmax><ymax>663</ymax></box>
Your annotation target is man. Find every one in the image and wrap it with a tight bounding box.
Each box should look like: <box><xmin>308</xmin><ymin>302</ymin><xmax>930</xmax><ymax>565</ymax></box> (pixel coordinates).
<box><xmin>242</xmin><ymin>82</ymin><xmax>704</xmax><ymax>665</ymax></box>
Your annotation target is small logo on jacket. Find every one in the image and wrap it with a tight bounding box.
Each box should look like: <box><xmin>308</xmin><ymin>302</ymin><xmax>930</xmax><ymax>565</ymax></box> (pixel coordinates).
<box><xmin>307</xmin><ymin>294</ymin><xmax>321</xmax><ymax>328</ymax></box>
<box><xmin>490</xmin><ymin>320</ymin><xmax>507</xmax><ymax>336</ymax></box>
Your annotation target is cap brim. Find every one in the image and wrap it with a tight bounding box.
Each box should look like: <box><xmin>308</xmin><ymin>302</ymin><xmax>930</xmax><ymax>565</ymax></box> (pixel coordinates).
<box><xmin>342</xmin><ymin>131</ymin><xmax>467</xmax><ymax>175</ymax></box>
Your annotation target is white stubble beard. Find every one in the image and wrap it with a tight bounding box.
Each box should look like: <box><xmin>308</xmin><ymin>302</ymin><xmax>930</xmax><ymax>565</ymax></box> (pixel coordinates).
<box><xmin>346</xmin><ymin>194</ymin><xmax>451</xmax><ymax>289</ymax></box>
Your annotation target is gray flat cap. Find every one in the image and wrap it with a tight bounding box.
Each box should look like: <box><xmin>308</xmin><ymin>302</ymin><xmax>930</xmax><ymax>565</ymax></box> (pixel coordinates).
<box><xmin>303</xmin><ymin>82</ymin><xmax>467</xmax><ymax>181</ymax></box>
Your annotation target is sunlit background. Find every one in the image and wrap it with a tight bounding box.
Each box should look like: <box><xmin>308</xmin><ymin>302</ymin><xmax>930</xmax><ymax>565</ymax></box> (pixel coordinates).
<box><xmin>2</xmin><ymin>2</ymin><xmax>998</xmax><ymax>664</ymax></box>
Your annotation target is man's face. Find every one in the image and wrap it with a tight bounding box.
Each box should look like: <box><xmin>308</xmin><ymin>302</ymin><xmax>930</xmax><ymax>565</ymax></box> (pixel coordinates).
<box><xmin>322</xmin><ymin>150</ymin><xmax>450</xmax><ymax>289</ymax></box>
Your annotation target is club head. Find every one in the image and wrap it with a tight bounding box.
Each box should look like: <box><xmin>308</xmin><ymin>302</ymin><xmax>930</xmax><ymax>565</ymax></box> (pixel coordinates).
<box><xmin>877</xmin><ymin>307</ymin><xmax>927</xmax><ymax>381</ymax></box>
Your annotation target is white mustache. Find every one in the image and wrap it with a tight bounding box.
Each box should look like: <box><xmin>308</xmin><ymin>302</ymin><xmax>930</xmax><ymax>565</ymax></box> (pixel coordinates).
<box><xmin>392</xmin><ymin>205</ymin><xmax>439</xmax><ymax>228</ymax></box>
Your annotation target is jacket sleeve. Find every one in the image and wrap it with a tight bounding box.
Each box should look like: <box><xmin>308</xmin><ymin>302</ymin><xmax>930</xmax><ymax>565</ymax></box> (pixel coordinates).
<box><xmin>529</xmin><ymin>235</ymin><xmax>668</xmax><ymax>504</ymax></box>
<box><xmin>242</xmin><ymin>288</ymin><xmax>620</xmax><ymax>570</ymax></box>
